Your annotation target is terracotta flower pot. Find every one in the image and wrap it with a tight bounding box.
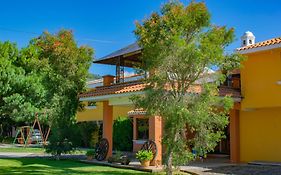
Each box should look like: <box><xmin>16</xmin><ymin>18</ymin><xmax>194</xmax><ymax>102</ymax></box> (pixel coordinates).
<box><xmin>140</xmin><ymin>160</ymin><xmax>150</xmax><ymax>167</ymax></box>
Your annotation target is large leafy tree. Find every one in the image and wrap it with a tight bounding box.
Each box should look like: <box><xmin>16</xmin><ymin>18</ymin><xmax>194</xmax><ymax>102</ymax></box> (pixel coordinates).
<box><xmin>134</xmin><ymin>1</ymin><xmax>242</xmax><ymax>174</ymax></box>
<box><xmin>0</xmin><ymin>30</ymin><xmax>93</xmax><ymax>156</ymax></box>
<box><xmin>0</xmin><ymin>42</ymin><xmax>46</xmax><ymax>124</ymax></box>
<box><xmin>28</xmin><ymin>30</ymin><xmax>93</xmax><ymax>156</ymax></box>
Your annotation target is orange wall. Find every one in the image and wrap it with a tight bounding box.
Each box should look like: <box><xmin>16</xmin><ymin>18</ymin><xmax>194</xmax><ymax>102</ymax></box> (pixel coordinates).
<box><xmin>241</xmin><ymin>49</ymin><xmax>281</xmax><ymax>109</ymax></box>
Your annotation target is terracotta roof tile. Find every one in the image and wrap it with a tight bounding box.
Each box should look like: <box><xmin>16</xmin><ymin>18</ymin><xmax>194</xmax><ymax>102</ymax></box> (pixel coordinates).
<box><xmin>128</xmin><ymin>108</ymin><xmax>147</xmax><ymax>116</ymax></box>
<box><xmin>79</xmin><ymin>81</ymin><xmax>241</xmax><ymax>98</ymax></box>
<box><xmin>237</xmin><ymin>37</ymin><xmax>281</xmax><ymax>51</ymax></box>
<box><xmin>79</xmin><ymin>81</ymin><xmax>146</xmax><ymax>98</ymax></box>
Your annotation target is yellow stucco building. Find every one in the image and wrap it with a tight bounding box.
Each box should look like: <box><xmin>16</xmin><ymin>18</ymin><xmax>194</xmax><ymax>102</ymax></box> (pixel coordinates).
<box><xmin>77</xmin><ymin>32</ymin><xmax>281</xmax><ymax>163</ymax></box>
<box><xmin>238</xmin><ymin>32</ymin><xmax>281</xmax><ymax>162</ymax></box>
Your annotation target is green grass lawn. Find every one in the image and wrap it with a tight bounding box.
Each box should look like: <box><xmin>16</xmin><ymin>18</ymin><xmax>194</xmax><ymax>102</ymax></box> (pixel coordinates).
<box><xmin>0</xmin><ymin>158</ymin><xmax>159</xmax><ymax>175</ymax></box>
<box><xmin>0</xmin><ymin>147</ymin><xmax>87</xmax><ymax>154</ymax></box>
<box><xmin>0</xmin><ymin>147</ymin><xmax>45</xmax><ymax>153</ymax></box>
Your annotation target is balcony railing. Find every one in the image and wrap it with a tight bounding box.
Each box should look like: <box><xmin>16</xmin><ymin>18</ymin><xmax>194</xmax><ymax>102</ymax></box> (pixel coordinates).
<box><xmin>87</xmin><ymin>79</ymin><xmax>103</xmax><ymax>88</ymax></box>
<box><xmin>87</xmin><ymin>74</ymin><xmax>145</xmax><ymax>89</ymax></box>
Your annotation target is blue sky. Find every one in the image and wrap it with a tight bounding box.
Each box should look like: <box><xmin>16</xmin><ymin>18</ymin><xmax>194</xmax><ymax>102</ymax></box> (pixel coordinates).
<box><xmin>0</xmin><ymin>0</ymin><xmax>280</xmax><ymax>76</ymax></box>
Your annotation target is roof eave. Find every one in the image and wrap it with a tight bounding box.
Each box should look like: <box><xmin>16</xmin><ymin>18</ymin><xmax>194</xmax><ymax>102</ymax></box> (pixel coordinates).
<box><xmin>237</xmin><ymin>43</ymin><xmax>281</xmax><ymax>54</ymax></box>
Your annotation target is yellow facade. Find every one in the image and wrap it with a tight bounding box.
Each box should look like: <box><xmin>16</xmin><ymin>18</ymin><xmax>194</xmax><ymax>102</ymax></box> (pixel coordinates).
<box><xmin>240</xmin><ymin>107</ymin><xmax>281</xmax><ymax>162</ymax></box>
<box><xmin>77</xmin><ymin>102</ymin><xmax>133</xmax><ymax>122</ymax></box>
<box><xmin>77</xmin><ymin>102</ymin><xmax>104</xmax><ymax>121</ymax></box>
<box><xmin>241</xmin><ymin>49</ymin><xmax>281</xmax><ymax>109</ymax></box>
<box><xmin>113</xmin><ymin>105</ymin><xmax>133</xmax><ymax>119</ymax></box>
<box><xmin>240</xmin><ymin>47</ymin><xmax>281</xmax><ymax>162</ymax></box>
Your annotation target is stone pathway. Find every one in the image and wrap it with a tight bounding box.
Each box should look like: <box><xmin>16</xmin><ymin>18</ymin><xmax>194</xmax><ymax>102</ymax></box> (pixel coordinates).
<box><xmin>181</xmin><ymin>158</ymin><xmax>281</xmax><ymax>175</ymax></box>
<box><xmin>195</xmin><ymin>164</ymin><xmax>281</xmax><ymax>175</ymax></box>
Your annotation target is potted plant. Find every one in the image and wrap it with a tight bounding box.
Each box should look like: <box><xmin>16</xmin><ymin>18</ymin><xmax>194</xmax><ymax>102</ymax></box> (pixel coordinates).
<box><xmin>136</xmin><ymin>150</ymin><xmax>153</xmax><ymax>167</ymax></box>
<box><xmin>86</xmin><ymin>149</ymin><xmax>95</xmax><ymax>160</ymax></box>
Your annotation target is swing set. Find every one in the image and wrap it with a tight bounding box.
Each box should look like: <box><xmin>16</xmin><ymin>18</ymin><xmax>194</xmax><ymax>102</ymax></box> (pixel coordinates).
<box><xmin>13</xmin><ymin>112</ymin><xmax>51</xmax><ymax>146</ymax></box>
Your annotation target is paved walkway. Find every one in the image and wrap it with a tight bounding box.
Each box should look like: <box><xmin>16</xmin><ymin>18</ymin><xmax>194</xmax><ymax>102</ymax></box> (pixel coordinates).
<box><xmin>180</xmin><ymin>157</ymin><xmax>234</xmax><ymax>174</ymax></box>
<box><xmin>0</xmin><ymin>144</ymin><xmax>46</xmax><ymax>158</ymax></box>
<box><xmin>181</xmin><ymin>157</ymin><xmax>281</xmax><ymax>175</ymax></box>
<box><xmin>0</xmin><ymin>152</ymin><xmax>46</xmax><ymax>158</ymax></box>
<box><xmin>0</xmin><ymin>143</ymin><xmax>22</xmax><ymax>148</ymax></box>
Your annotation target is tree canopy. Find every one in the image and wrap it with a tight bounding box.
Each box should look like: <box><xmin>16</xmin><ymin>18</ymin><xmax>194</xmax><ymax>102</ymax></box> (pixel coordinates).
<box><xmin>0</xmin><ymin>30</ymin><xmax>93</xmax><ymax>155</ymax></box>
<box><xmin>134</xmin><ymin>1</ymin><xmax>243</xmax><ymax>174</ymax></box>
<box><xmin>29</xmin><ymin>30</ymin><xmax>93</xmax><ymax>156</ymax></box>
<box><xmin>0</xmin><ymin>42</ymin><xmax>46</xmax><ymax>123</ymax></box>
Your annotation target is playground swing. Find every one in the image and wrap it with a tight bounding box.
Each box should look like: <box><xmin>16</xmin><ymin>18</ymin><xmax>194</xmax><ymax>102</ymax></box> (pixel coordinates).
<box><xmin>13</xmin><ymin>112</ymin><xmax>51</xmax><ymax>146</ymax></box>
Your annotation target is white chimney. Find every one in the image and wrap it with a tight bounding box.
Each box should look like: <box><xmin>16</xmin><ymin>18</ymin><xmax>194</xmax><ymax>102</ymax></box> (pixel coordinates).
<box><xmin>241</xmin><ymin>31</ymin><xmax>255</xmax><ymax>47</ymax></box>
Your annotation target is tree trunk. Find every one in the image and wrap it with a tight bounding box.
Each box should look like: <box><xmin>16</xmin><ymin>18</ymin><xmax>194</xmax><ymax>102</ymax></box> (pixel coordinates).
<box><xmin>166</xmin><ymin>130</ymin><xmax>181</xmax><ymax>175</ymax></box>
<box><xmin>167</xmin><ymin>150</ymin><xmax>173</xmax><ymax>175</ymax></box>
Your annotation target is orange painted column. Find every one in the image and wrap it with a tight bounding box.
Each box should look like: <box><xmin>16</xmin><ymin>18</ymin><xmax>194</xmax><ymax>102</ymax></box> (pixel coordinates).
<box><xmin>229</xmin><ymin>107</ymin><xmax>240</xmax><ymax>163</ymax></box>
<box><xmin>102</xmin><ymin>75</ymin><xmax>115</xmax><ymax>159</ymax></box>
<box><xmin>149</xmin><ymin>115</ymin><xmax>162</xmax><ymax>166</ymax></box>
<box><xmin>133</xmin><ymin>117</ymin><xmax>137</xmax><ymax>140</ymax></box>
<box><xmin>103</xmin><ymin>101</ymin><xmax>113</xmax><ymax>159</ymax></box>
<box><xmin>132</xmin><ymin>116</ymin><xmax>138</xmax><ymax>152</ymax></box>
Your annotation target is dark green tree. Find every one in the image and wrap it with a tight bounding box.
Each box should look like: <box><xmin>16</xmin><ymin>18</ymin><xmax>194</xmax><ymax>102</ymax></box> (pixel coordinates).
<box><xmin>133</xmin><ymin>1</ymin><xmax>243</xmax><ymax>174</ymax></box>
<box><xmin>27</xmin><ymin>30</ymin><xmax>94</xmax><ymax>157</ymax></box>
<box><xmin>87</xmin><ymin>73</ymin><xmax>101</xmax><ymax>80</ymax></box>
<box><xmin>0</xmin><ymin>41</ymin><xmax>46</xmax><ymax>124</ymax></box>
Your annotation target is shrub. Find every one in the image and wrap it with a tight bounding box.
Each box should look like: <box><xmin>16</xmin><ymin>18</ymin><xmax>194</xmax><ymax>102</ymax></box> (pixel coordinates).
<box><xmin>113</xmin><ymin>117</ymin><xmax>133</xmax><ymax>151</ymax></box>
<box><xmin>136</xmin><ymin>150</ymin><xmax>153</xmax><ymax>161</ymax></box>
<box><xmin>77</xmin><ymin>121</ymin><xmax>101</xmax><ymax>147</ymax></box>
<box><xmin>107</xmin><ymin>151</ymin><xmax>131</xmax><ymax>165</ymax></box>
<box><xmin>108</xmin><ymin>151</ymin><xmax>122</xmax><ymax>163</ymax></box>
<box><xmin>45</xmin><ymin>138</ymin><xmax>74</xmax><ymax>160</ymax></box>
<box><xmin>45</xmin><ymin>124</ymin><xmax>78</xmax><ymax>159</ymax></box>
<box><xmin>0</xmin><ymin>136</ymin><xmax>14</xmax><ymax>144</ymax></box>
<box><xmin>86</xmin><ymin>149</ymin><xmax>95</xmax><ymax>156</ymax></box>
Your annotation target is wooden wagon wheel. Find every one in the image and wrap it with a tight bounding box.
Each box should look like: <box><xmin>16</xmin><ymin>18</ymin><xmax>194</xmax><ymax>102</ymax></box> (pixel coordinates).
<box><xmin>95</xmin><ymin>138</ymin><xmax>109</xmax><ymax>161</ymax></box>
<box><xmin>141</xmin><ymin>140</ymin><xmax>158</xmax><ymax>161</ymax></box>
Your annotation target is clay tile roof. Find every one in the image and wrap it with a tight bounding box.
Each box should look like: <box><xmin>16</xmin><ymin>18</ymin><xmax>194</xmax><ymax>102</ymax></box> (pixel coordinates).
<box><xmin>79</xmin><ymin>81</ymin><xmax>241</xmax><ymax>99</ymax></box>
<box><xmin>237</xmin><ymin>37</ymin><xmax>281</xmax><ymax>51</ymax></box>
<box><xmin>79</xmin><ymin>81</ymin><xmax>146</xmax><ymax>98</ymax></box>
<box><xmin>128</xmin><ymin>108</ymin><xmax>147</xmax><ymax>116</ymax></box>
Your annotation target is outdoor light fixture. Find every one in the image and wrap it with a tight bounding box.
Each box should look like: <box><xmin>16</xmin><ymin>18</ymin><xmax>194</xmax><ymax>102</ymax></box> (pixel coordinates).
<box><xmin>276</xmin><ymin>80</ymin><xmax>281</xmax><ymax>85</ymax></box>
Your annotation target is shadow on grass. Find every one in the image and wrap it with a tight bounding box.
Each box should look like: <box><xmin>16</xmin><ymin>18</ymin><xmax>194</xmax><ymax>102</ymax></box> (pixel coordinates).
<box><xmin>0</xmin><ymin>158</ymin><xmax>151</xmax><ymax>175</ymax></box>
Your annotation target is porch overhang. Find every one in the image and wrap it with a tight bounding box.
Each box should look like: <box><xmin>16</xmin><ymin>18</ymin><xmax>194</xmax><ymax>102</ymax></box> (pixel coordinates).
<box><xmin>94</xmin><ymin>43</ymin><xmax>142</xmax><ymax>67</ymax></box>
